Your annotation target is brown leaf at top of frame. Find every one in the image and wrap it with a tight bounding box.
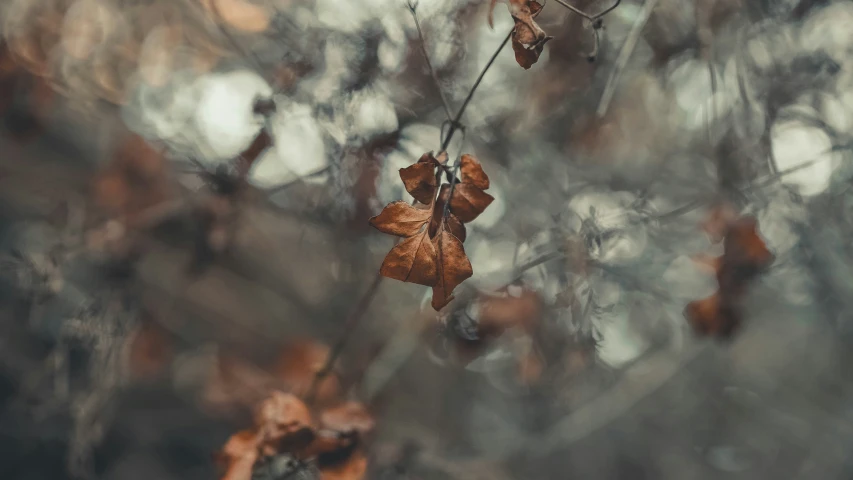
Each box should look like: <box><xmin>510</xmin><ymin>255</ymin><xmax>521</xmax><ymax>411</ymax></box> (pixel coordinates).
<box><xmin>215</xmin><ymin>429</ymin><xmax>259</xmax><ymax>480</ymax></box>
<box><xmin>429</xmin><ymin>185</ymin><xmax>467</xmax><ymax>242</ymax></box>
<box><xmin>431</xmin><ymin>224</ymin><xmax>473</xmax><ymax>311</ymax></box>
<box><xmin>684</xmin><ymin>293</ymin><xmax>741</xmax><ymax>339</ymax></box>
<box><xmin>369</xmin><ymin>201</ymin><xmax>432</xmax><ymax>237</ymax></box>
<box><xmin>320</xmin><ymin>450</ymin><xmax>368</xmax><ymax>480</ymax></box>
<box><xmin>476</xmin><ymin>288</ymin><xmax>543</xmax><ymax>338</ymax></box>
<box><xmin>379</xmin><ymin>229</ymin><xmax>438</xmax><ymax>286</ymax></box>
<box><xmin>400</xmin><ymin>159</ymin><xmax>438</xmax><ymax>205</ymax></box>
<box><xmin>320</xmin><ymin>402</ymin><xmax>375</xmax><ymax>436</ymax></box>
<box><xmin>510</xmin><ymin>1</ymin><xmax>553</xmax><ymax>69</ymax></box>
<box><xmin>273</xmin><ymin>339</ymin><xmax>341</xmax><ymax>403</ymax></box>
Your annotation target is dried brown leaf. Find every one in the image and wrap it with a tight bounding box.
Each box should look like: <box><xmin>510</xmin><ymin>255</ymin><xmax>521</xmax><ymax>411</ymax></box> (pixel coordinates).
<box><xmin>448</xmin><ymin>184</ymin><xmax>495</xmax><ymax>223</ymax></box>
<box><xmin>442</xmin><ymin>155</ymin><xmax>494</xmax><ymax>223</ymax></box>
<box><xmin>684</xmin><ymin>293</ymin><xmax>741</xmax><ymax>338</ymax></box>
<box><xmin>379</xmin><ymin>229</ymin><xmax>438</xmax><ymax>286</ymax></box>
<box><xmin>368</xmin><ymin>201</ymin><xmax>431</xmax><ymax>237</ymax></box>
<box><xmin>255</xmin><ymin>391</ymin><xmax>312</xmax><ymax>433</ymax></box>
<box><xmin>459</xmin><ymin>154</ymin><xmax>490</xmax><ymax>190</ymax></box>
<box><xmin>430</xmin><ymin>185</ymin><xmax>467</xmax><ymax>241</ymax></box>
<box><xmin>512</xmin><ymin>37</ymin><xmax>549</xmax><ymax>70</ymax></box>
<box><xmin>723</xmin><ymin>216</ymin><xmax>774</xmax><ymax>273</ymax></box>
<box><xmin>685</xmin><ymin>215</ymin><xmax>773</xmax><ymax>339</ymax></box>
<box><xmin>399</xmin><ymin>160</ymin><xmax>438</xmax><ymax>205</ymax></box>
<box><xmin>216</xmin><ymin>430</ymin><xmax>259</xmax><ymax>480</ymax></box>
<box><xmin>431</xmin><ymin>224</ymin><xmax>473</xmax><ymax>310</ymax></box>
<box><xmin>509</xmin><ymin>1</ymin><xmax>552</xmax><ymax>69</ymax></box>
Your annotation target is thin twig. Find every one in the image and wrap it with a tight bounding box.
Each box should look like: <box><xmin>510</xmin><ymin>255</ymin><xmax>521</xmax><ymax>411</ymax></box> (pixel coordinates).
<box><xmin>408</xmin><ymin>0</ymin><xmax>453</xmax><ymax>121</ymax></box>
<box><xmin>305</xmin><ymin>272</ymin><xmax>384</xmax><ymax>403</ymax></box>
<box><xmin>308</xmin><ymin>26</ymin><xmax>515</xmax><ymax>400</ymax></box>
<box><xmin>652</xmin><ymin>144</ymin><xmax>848</xmax><ymax>222</ymax></box>
<box><xmin>440</xmin><ymin>29</ymin><xmax>514</xmax><ymax>153</ymax></box>
<box><xmin>596</xmin><ymin>0</ymin><xmax>657</xmax><ymax>117</ymax></box>
<box><xmin>553</xmin><ymin>0</ymin><xmax>622</xmax><ymax>20</ymax></box>
<box><xmin>263</xmin><ymin>166</ymin><xmax>333</xmax><ymax>195</ymax></box>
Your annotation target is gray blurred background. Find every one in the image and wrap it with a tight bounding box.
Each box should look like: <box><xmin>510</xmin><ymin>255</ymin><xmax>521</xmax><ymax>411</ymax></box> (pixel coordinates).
<box><xmin>2</xmin><ymin>0</ymin><xmax>853</xmax><ymax>478</ymax></box>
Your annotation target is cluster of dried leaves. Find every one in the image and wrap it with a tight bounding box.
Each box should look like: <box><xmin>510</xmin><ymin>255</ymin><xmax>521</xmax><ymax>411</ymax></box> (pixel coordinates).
<box><xmin>370</xmin><ymin>152</ymin><xmax>494</xmax><ymax>311</ymax></box>
<box><xmin>210</xmin><ymin>341</ymin><xmax>374</xmax><ymax>480</ymax></box>
<box><xmin>490</xmin><ymin>0</ymin><xmax>554</xmax><ymax>69</ymax></box>
<box><xmin>684</xmin><ymin>205</ymin><xmax>775</xmax><ymax>338</ymax></box>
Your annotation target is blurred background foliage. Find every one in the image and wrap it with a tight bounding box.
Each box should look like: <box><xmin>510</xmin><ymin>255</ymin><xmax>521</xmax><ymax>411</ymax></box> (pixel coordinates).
<box><xmin>2</xmin><ymin>0</ymin><xmax>853</xmax><ymax>478</ymax></box>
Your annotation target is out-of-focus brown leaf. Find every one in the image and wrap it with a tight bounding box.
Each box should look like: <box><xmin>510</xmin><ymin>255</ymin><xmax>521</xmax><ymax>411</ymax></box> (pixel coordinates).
<box><xmin>369</xmin><ymin>201</ymin><xmax>432</xmax><ymax>237</ymax></box>
<box><xmin>722</xmin><ymin>216</ymin><xmax>774</xmax><ymax>274</ymax></box>
<box><xmin>477</xmin><ymin>288</ymin><xmax>543</xmax><ymax>338</ymax></box>
<box><xmin>446</xmin><ymin>155</ymin><xmax>494</xmax><ymax>223</ymax></box>
<box><xmin>215</xmin><ymin>429</ymin><xmax>259</xmax><ymax>480</ymax></box>
<box><xmin>273</xmin><ymin>340</ymin><xmax>340</xmax><ymax>403</ymax></box>
<box><xmin>93</xmin><ymin>133</ymin><xmax>172</xmax><ymax>225</ymax></box>
<box><xmin>431</xmin><ymin>224</ymin><xmax>473</xmax><ymax>310</ymax></box>
<box><xmin>320</xmin><ymin>402</ymin><xmax>375</xmax><ymax>435</ymax></box>
<box><xmin>379</xmin><ymin>229</ymin><xmax>438</xmax><ymax>286</ymax></box>
<box><xmin>684</xmin><ymin>293</ymin><xmax>741</xmax><ymax>338</ymax></box>
<box><xmin>255</xmin><ymin>392</ymin><xmax>314</xmax><ymax>455</ymax></box>
<box><xmin>509</xmin><ymin>1</ymin><xmax>552</xmax><ymax>69</ymax></box>
<box><xmin>684</xmin><ymin>214</ymin><xmax>773</xmax><ymax>339</ymax></box>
